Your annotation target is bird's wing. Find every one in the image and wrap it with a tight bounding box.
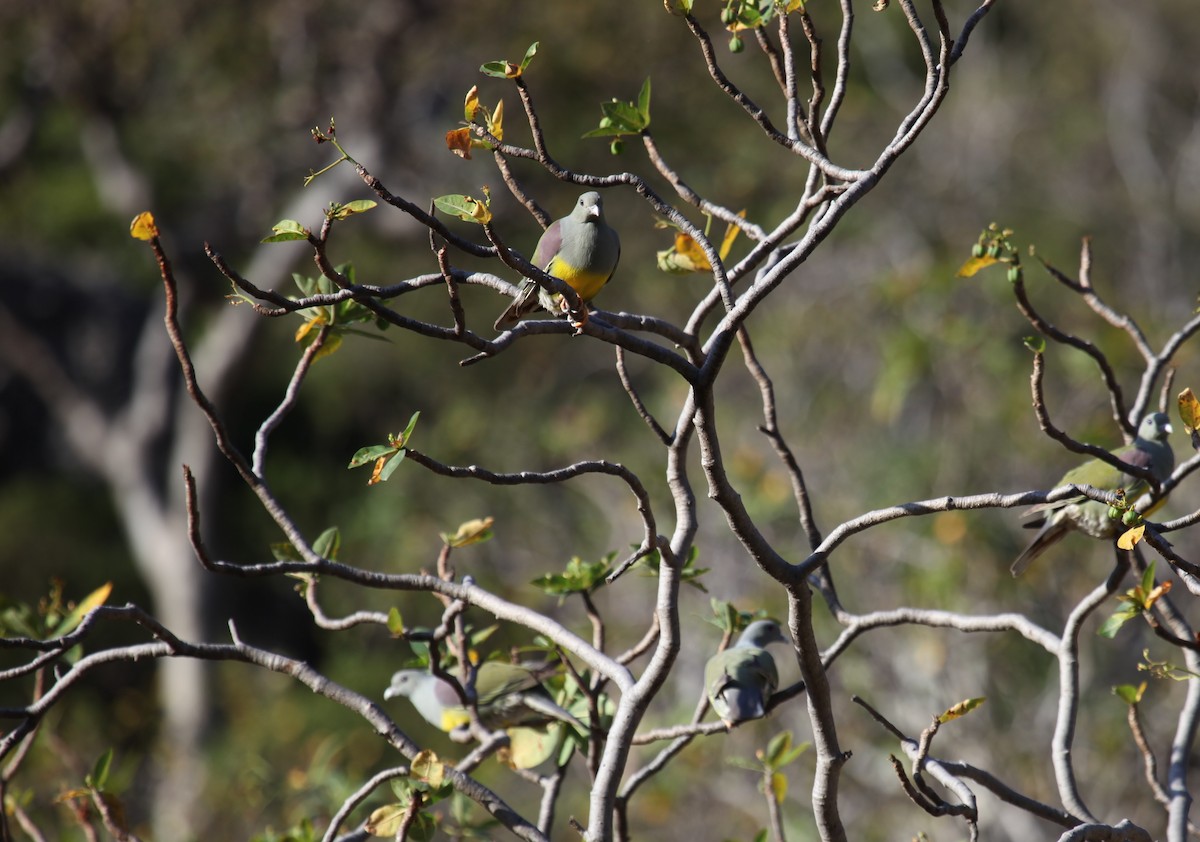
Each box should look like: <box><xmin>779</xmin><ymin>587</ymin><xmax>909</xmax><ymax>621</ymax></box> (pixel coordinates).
<box><xmin>531</xmin><ymin>220</ymin><xmax>564</xmax><ymax>270</ymax></box>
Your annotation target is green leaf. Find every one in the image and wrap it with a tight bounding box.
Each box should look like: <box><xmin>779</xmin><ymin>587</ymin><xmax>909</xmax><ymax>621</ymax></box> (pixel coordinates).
<box><xmin>1140</xmin><ymin>561</ymin><xmax>1157</xmax><ymax>596</ymax></box>
<box><xmin>88</xmin><ymin>748</ymin><xmax>114</xmax><ymax>791</ymax></box>
<box><xmin>387</xmin><ymin>607</ymin><xmax>404</xmax><ymax>636</ymax></box>
<box><xmin>530</xmin><ymin>554</ymin><xmax>613</xmax><ymax>595</ymax></box>
<box><xmin>480</xmin><ymin>48</ymin><xmax>534</xmax><ymax>79</ymax></box>
<box><xmin>348</xmin><ymin>444</ymin><xmax>400</xmax><ymax>469</ymax></box>
<box><xmin>401</xmin><ymin>411</ymin><xmax>421</xmax><ymax>445</ymax></box>
<box><xmin>519</xmin><ymin>41</ymin><xmax>539</xmax><ymax>72</ymax></box>
<box><xmin>377</xmin><ymin>450</ymin><xmax>407</xmax><ymax>482</ymax></box>
<box><xmin>583</xmin><ymin>79</ymin><xmax>652</xmax><ymax>140</ymax></box>
<box><xmin>709</xmin><ymin>598</ymin><xmax>738</xmax><ymax>633</ymax></box>
<box><xmin>292</xmin><ymin>272</ymin><xmax>316</xmax><ymax>296</ymax></box>
<box><xmin>433</xmin><ymin>194</ymin><xmax>492</xmax><ymax>224</ymax></box>
<box><xmin>270</xmin><ymin>542</ymin><xmax>304</xmax><ymax>562</ymax></box>
<box><xmin>1113</xmin><ymin>682</ymin><xmax>1147</xmax><ymax>706</ymax></box>
<box><xmin>1098</xmin><ymin>605</ymin><xmax>1140</xmax><ymax>639</ymax></box>
<box><xmin>764</xmin><ymin>731</ymin><xmax>793</xmax><ymax>767</ymax></box>
<box><xmin>1023</xmin><ymin>335</ymin><xmax>1046</xmax><ymax>354</ymax></box>
<box><xmin>262</xmin><ymin>219</ymin><xmax>309</xmax><ymax>243</ymax></box>
<box><xmin>636</xmin><ymin>77</ymin><xmax>652</xmax><ymax>123</ymax></box>
<box><xmin>312</xmin><ymin>527</ymin><xmax>341</xmax><ymax>561</ymax></box>
<box><xmin>480</xmin><ymin>60</ymin><xmax>518</xmax><ymax>78</ymax></box>
<box><xmin>407</xmin><ymin>813</ymin><xmax>437</xmax><ymax>842</ymax></box>
<box><xmin>776</xmin><ymin>742</ymin><xmax>811</xmax><ymax>767</ymax></box>
<box><xmin>469</xmin><ymin>624</ymin><xmax>500</xmax><ymax>647</ymax></box>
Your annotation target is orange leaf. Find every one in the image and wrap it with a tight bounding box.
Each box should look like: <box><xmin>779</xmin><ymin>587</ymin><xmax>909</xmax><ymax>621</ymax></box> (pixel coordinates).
<box><xmin>446</xmin><ymin>127</ymin><xmax>473</xmax><ymax>159</ymax></box>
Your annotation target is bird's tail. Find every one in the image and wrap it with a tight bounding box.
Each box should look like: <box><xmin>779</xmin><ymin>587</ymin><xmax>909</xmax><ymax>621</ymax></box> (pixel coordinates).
<box><xmin>1010</xmin><ymin>520</ymin><xmax>1069</xmax><ymax>577</ymax></box>
<box><xmin>518</xmin><ymin>693</ymin><xmax>587</xmax><ymax>734</ymax></box>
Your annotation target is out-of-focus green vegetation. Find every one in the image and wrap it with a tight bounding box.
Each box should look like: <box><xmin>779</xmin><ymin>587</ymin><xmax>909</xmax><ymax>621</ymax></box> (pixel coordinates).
<box><xmin>2</xmin><ymin>1</ymin><xmax>1200</xmax><ymax>839</ymax></box>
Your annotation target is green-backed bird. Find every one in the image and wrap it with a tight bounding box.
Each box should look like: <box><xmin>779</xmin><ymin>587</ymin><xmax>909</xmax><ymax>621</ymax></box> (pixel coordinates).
<box><xmin>1012</xmin><ymin>412</ymin><xmax>1174</xmax><ymax>576</ymax></box>
<box><xmin>384</xmin><ymin>661</ymin><xmax>584</xmax><ymax>736</ymax></box>
<box><xmin>493</xmin><ymin>191</ymin><xmax>621</xmax><ymax>330</ymax></box>
<box><xmin>705</xmin><ymin>620</ymin><xmax>788</xmax><ymax>727</ymax></box>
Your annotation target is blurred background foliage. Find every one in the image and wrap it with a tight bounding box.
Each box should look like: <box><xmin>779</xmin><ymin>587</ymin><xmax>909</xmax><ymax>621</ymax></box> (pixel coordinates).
<box><xmin>2</xmin><ymin>0</ymin><xmax>1200</xmax><ymax>839</ymax></box>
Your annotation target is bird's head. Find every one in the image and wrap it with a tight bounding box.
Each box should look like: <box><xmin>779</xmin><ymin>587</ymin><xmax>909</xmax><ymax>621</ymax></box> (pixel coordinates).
<box><xmin>574</xmin><ymin>191</ymin><xmax>604</xmax><ymax>223</ymax></box>
<box><xmin>383</xmin><ymin>669</ymin><xmax>424</xmax><ymax>701</ymax></box>
<box><xmin>1138</xmin><ymin>412</ymin><xmax>1172</xmax><ymax>444</ymax></box>
<box><xmin>737</xmin><ymin>619</ymin><xmax>787</xmax><ymax>649</ymax></box>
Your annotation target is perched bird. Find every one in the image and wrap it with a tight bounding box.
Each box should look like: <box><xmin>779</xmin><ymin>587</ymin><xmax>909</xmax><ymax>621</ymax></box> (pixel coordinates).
<box><xmin>705</xmin><ymin>620</ymin><xmax>788</xmax><ymax>727</ymax></box>
<box><xmin>1012</xmin><ymin>412</ymin><xmax>1174</xmax><ymax>576</ymax></box>
<box><xmin>493</xmin><ymin>191</ymin><xmax>621</xmax><ymax>330</ymax></box>
<box><xmin>384</xmin><ymin>661</ymin><xmax>584</xmax><ymax>736</ymax></box>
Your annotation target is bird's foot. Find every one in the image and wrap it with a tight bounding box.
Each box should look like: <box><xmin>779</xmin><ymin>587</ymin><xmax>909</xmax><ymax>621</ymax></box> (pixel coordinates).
<box><xmin>567</xmin><ymin>303</ymin><xmax>590</xmax><ymax>334</ymax></box>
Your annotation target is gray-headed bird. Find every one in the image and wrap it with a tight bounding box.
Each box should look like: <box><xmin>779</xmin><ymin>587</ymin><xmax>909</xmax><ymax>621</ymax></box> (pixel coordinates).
<box><xmin>705</xmin><ymin>620</ymin><xmax>788</xmax><ymax>727</ymax></box>
<box><xmin>384</xmin><ymin>661</ymin><xmax>583</xmax><ymax>737</ymax></box>
<box><xmin>494</xmin><ymin>191</ymin><xmax>620</xmax><ymax>330</ymax></box>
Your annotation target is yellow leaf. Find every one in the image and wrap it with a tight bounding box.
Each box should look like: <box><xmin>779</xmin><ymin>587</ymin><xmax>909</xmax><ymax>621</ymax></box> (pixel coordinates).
<box><xmin>503</xmin><ymin>724</ymin><xmax>561</xmax><ymax>769</ymax></box>
<box><xmin>443</xmin><ymin>516</ymin><xmax>495</xmax><ymax>548</ymax></box>
<box><xmin>312</xmin><ymin>331</ymin><xmax>342</xmax><ymax>361</ymax></box>
<box><xmin>129</xmin><ymin>211</ymin><xmax>158</xmax><ymax>241</ymax></box>
<box><xmin>445</xmin><ymin>127</ymin><xmax>473</xmax><ymax>160</ymax></box>
<box><xmin>464</xmin><ymin>85</ymin><xmax>480</xmax><ymax>122</ymax></box>
<box><xmin>411</xmin><ymin>750</ymin><xmax>445</xmax><ymax>786</ymax></box>
<box><xmin>938</xmin><ymin>696</ymin><xmax>986</xmax><ymax>723</ymax></box>
<box><xmin>77</xmin><ymin>582</ymin><xmax>113</xmax><ymax>615</ymax></box>
<box><xmin>769</xmin><ymin>771</ymin><xmax>787</xmax><ymax>804</ymax></box>
<box><xmin>956</xmin><ymin>255</ymin><xmax>998</xmax><ymax>278</ymax></box>
<box><xmin>1117</xmin><ymin>524</ymin><xmax>1146</xmax><ymax>551</ymax></box>
<box><xmin>469</xmin><ymin>197</ymin><xmax>492</xmax><ymax>225</ymax></box>
<box><xmin>294</xmin><ymin>316</ymin><xmax>326</xmax><ymax>343</ymax></box>
<box><xmin>486</xmin><ymin>99</ymin><xmax>504</xmax><ymax>142</ymax></box>
<box><xmin>364</xmin><ymin>804</ymin><xmax>407</xmax><ymax>837</ymax></box>
<box><xmin>55</xmin><ymin>788</ymin><xmax>93</xmax><ymax>804</ymax></box>
<box><xmin>1179</xmin><ymin>388</ymin><xmax>1200</xmax><ymax>433</ymax></box>
<box><xmin>660</xmin><ymin>232</ymin><xmax>711</xmax><ymax>274</ymax></box>
<box><xmin>55</xmin><ymin>582</ymin><xmax>114</xmax><ymax>637</ymax></box>
<box><xmin>718</xmin><ymin>211</ymin><xmax>746</xmax><ymax>261</ymax></box>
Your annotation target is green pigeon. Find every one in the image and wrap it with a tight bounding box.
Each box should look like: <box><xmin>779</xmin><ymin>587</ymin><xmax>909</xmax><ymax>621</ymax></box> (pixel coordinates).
<box><xmin>493</xmin><ymin>191</ymin><xmax>621</xmax><ymax>330</ymax></box>
<box><xmin>705</xmin><ymin>620</ymin><xmax>788</xmax><ymax>727</ymax></box>
<box><xmin>1011</xmin><ymin>412</ymin><xmax>1174</xmax><ymax>576</ymax></box>
<box><xmin>384</xmin><ymin>661</ymin><xmax>584</xmax><ymax>736</ymax></box>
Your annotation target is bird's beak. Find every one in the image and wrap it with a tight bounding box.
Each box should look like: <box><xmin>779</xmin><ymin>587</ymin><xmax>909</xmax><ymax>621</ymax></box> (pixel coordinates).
<box><xmin>586</xmin><ymin>204</ymin><xmax>601</xmax><ymax>220</ymax></box>
<box><xmin>383</xmin><ymin>687</ymin><xmax>398</xmax><ymax>700</ymax></box>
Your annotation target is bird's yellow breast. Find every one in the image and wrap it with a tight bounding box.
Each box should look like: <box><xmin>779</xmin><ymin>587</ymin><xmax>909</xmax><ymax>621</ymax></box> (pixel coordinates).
<box><xmin>546</xmin><ymin>255</ymin><xmax>612</xmax><ymax>302</ymax></box>
<box><xmin>440</xmin><ymin>707</ymin><xmax>471</xmax><ymax>732</ymax></box>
